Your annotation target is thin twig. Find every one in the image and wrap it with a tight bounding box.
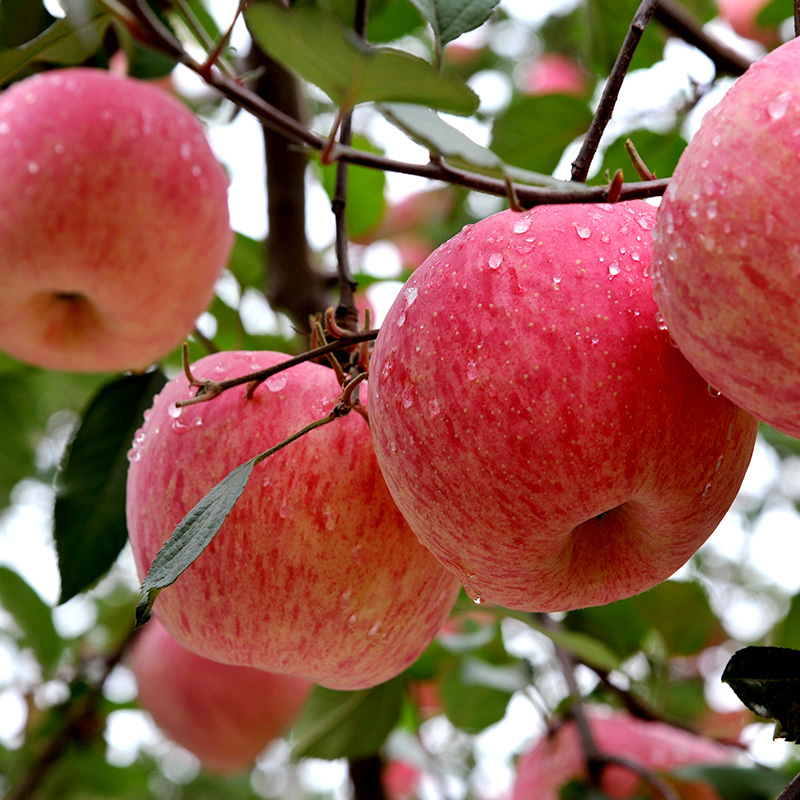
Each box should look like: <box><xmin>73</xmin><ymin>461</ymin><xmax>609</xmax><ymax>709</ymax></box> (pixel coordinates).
<box><xmin>655</xmin><ymin>0</ymin><xmax>752</xmax><ymax>76</ymax></box>
<box><xmin>571</xmin><ymin>0</ymin><xmax>660</xmax><ymax>182</ymax></box>
<box><xmin>777</xmin><ymin>770</ymin><xmax>800</xmax><ymax>800</ymax></box>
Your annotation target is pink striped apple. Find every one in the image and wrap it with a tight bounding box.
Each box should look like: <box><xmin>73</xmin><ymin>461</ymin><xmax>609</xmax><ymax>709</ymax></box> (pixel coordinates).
<box><xmin>126</xmin><ymin>350</ymin><xmax>460</xmax><ymax>690</ymax></box>
<box><xmin>512</xmin><ymin>708</ymin><xmax>733</xmax><ymax>800</ymax></box>
<box><xmin>652</xmin><ymin>37</ymin><xmax>800</xmax><ymax>439</ymax></box>
<box><xmin>368</xmin><ymin>201</ymin><xmax>758</xmax><ymax>611</ymax></box>
<box><xmin>129</xmin><ymin>618</ymin><xmax>311</xmax><ymax>773</ymax></box>
<box><xmin>0</xmin><ymin>68</ymin><xmax>232</xmax><ymax>372</ymax></box>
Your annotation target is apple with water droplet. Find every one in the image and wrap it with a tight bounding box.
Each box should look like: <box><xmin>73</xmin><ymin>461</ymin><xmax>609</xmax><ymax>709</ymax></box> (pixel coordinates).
<box><xmin>368</xmin><ymin>201</ymin><xmax>758</xmax><ymax>611</ymax></box>
<box><xmin>126</xmin><ymin>349</ymin><xmax>460</xmax><ymax>689</ymax></box>
<box><xmin>0</xmin><ymin>68</ymin><xmax>232</xmax><ymax>372</ymax></box>
<box><xmin>129</xmin><ymin>617</ymin><xmax>311</xmax><ymax>773</ymax></box>
<box><xmin>512</xmin><ymin>708</ymin><xmax>733</xmax><ymax>800</ymax></box>
<box><xmin>651</xmin><ymin>37</ymin><xmax>800</xmax><ymax>439</ymax></box>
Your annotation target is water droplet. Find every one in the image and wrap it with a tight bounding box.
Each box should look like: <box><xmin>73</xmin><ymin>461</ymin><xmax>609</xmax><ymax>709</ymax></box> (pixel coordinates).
<box><xmin>590</xmin><ymin>334</ymin><xmax>600</xmax><ymax>345</ymax></box>
<box><xmin>403</xmin><ymin>285</ymin><xmax>418</xmax><ymax>306</ymax></box>
<box><xmin>608</xmin><ymin>262</ymin><xmax>620</xmax><ymax>277</ymax></box>
<box><xmin>655</xmin><ymin>311</ymin><xmax>668</xmax><ymax>331</ymax></box>
<box><xmin>339</xmin><ymin>590</ymin><xmax>351</xmax><ymax>609</ymax></box>
<box><xmin>279</xmin><ymin>501</ymin><xmax>289</xmax><ymax>519</ymax></box>
<box><xmin>126</xmin><ymin>447</ymin><xmax>140</xmax><ymax>463</ymax></box>
<box><xmin>712</xmin><ymin>134</ymin><xmax>721</xmax><ymax>147</ymax></box>
<box><xmin>368</xmin><ymin>622</ymin><xmax>383</xmax><ymax>638</ymax></box>
<box><xmin>701</xmin><ymin>482</ymin><xmax>712</xmax><ymax>498</ymax></box>
<box><xmin>552</xmin><ymin>274</ymin><xmax>562</xmax><ymax>290</ymax></box>
<box><xmin>707</xmin><ymin>384</ymin><xmax>721</xmax><ymax>397</ymax></box>
<box><xmin>396</xmin><ymin>312</ymin><xmax>406</xmax><ymax>328</ymax></box>
<box><xmin>27</xmin><ymin>161</ymin><xmax>39</xmax><ymax>174</ymax></box>
<box><xmin>266</xmin><ymin>374</ymin><xmax>287</xmax><ymax>392</ymax></box>
<box><xmin>389</xmin><ymin>441</ymin><xmax>398</xmax><ymax>453</ymax></box>
<box><xmin>715</xmin><ymin>455</ymin><xmax>724</xmax><ymax>473</ymax></box>
<box><xmin>635</xmin><ymin>215</ymin><xmax>654</xmax><ymax>231</ymax></box>
<box><xmin>429</xmin><ymin>398</ymin><xmax>441</xmax><ymax>416</ymax></box>
<box><xmin>513</xmin><ymin>217</ymin><xmax>531</xmax><ymax>234</ymax></box>
<box><xmin>168</xmin><ymin>404</ymin><xmax>182</xmax><ymax>419</ymax></box>
<box><xmin>402</xmin><ymin>387</ymin><xmax>415</xmax><ymax>408</ymax></box>
<box><xmin>630</xmin><ymin>251</ymin><xmax>641</xmax><ymax>262</ymax></box>
<box><xmin>466</xmin><ymin>360</ymin><xmax>478</xmax><ymax>381</ymax></box>
<box><xmin>768</xmin><ymin>90</ymin><xmax>792</xmax><ymax>121</ymax></box>
<box><xmin>464</xmin><ymin>584</ymin><xmax>483</xmax><ymax>604</ymax></box>
<box><xmin>171</xmin><ymin>419</ymin><xmax>190</xmax><ymax>434</ymax></box>
<box><xmin>576</xmin><ymin>226</ymin><xmax>591</xmax><ymax>239</ymax></box>
<box><xmin>488</xmin><ymin>252</ymin><xmax>503</xmax><ymax>270</ymax></box>
<box><xmin>347</xmin><ymin>614</ymin><xmax>358</xmax><ymax>629</ymax></box>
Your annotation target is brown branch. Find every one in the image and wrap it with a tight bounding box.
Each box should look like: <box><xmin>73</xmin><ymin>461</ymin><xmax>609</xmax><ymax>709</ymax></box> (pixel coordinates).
<box><xmin>778</xmin><ymin>770</ymin><xmax>800</xmax><ymax>800</ymax></box>
<box><xmin>571</xmin><ymin>0</ymin><xmax>660</xmax><ymax>182</ymax></box>
<box><xmin>654</xmin><ymin>0</ymin><xmax>752</xmax><ymax>76</ymax></box>
<box><xmin>350</xmin><ymin>754</ymin><xmax>388</xmax><ymax>800</ymax></box>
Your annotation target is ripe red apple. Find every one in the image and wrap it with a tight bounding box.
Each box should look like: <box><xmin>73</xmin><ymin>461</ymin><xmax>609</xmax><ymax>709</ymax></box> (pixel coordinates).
<box><xmin>368</xmin><ymin>202</ymin><xmax>758</xmax><ymax>611</ymax></box>
<box><xmin>520</xmin><ymin>53</ymin><xmax>589</xmax><ymax>96</ymax></box>
<box><xmin>126</xmin><ymin>350</ymin><xmax>460</xmax><ymax>690</ymax></box>
<box><xmin>512</xmin><ymin>708</ymin><xmax>733</xmax><ymax>800</ymax></box>
<box><xmin>717</xmin><ymin>0</ymin><xmax>778</xmax><ymax>43</ymax></box>
<box><xmin>651</xmin><ymin>37</ymin><xmax>800</xmax><ymax>439</ymax></box>
<box><xmin>129</xmin><ymin>618</ymin><xmax>311</xmax><ymax>773</ymax></box>
<box><xmin>0</xmin><ymin>68</ymin><xmax>232</xmax><ymax>372</ymax></box>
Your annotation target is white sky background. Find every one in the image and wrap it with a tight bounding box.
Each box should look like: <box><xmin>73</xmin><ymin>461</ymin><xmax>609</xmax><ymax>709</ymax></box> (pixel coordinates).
<box><xmin>2</xmin><ymin>0</ymin><xmax>800</xmax><ymax>791</ymax></box>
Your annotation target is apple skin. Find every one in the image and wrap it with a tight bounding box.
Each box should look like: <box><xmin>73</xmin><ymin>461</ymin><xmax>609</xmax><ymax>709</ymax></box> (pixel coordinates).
<box><xmin>512</xmin><ymin>708</ymin><xmax>732</xmax><ymax>800</ymax></box>
<box><xmin>368</xmin><ymin>201</ymin><xmax>758</xmax><ymax>611</ymax></box>
<box><xmin>651</xmin><ymin>37</ymin><xmax>800</xmax><ymax>439</ymax></box>
<box><xmin>520</xmin><ymin>53</ymin><xmax>589</xmax><ymax>96</ymax></box>
<box><xmin>0</xmin><ymin>68</ymin><xmax>232</xmax><ymax>372</ymax></box>
<box><xmin>126</xmin><ymin>350</ymin><xmax>460</xmax><ymax>690</ymax></box>
<box><xmin>717</xmin><ymin>0</ymin><xmax>777</xmax><ymax>43</ymax></box>
<box><xmin>129</xmin><ymin>618</ymin><xmax>311</xmax><ymax>773</ymax></box>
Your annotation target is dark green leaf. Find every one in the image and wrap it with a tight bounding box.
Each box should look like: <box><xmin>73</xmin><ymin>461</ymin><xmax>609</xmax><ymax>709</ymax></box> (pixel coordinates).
<box><xmin>293</xmin><ymin>677</ymin><xmax>405</xmax><ymax>759</ymax></box>
<box><xmin>491</xmin><ymin>94</ymin><xmax>594</xmax><ymax>176</ymax></box>
<box><xmin>228</xmin><ymin>233</ymin><xmax>266</xmax><ymax>292</ymax></box>
<box><xmin>441</xmin><ymin>657</ymin><xmax>523</xmax><ymax>733</ymax></box>
<box><xmin>565</xmin><ymin>599</ymin><xmax>649</xmax><ymax>660</ymax></box>
<box><xmin>136</xmin><ymin>457</ymin><xmax>258</xmax><ymax>627</ymax></box>
<box><xmin>0</xmin><ymin>566</ymin><xmax>63</xmax><ymax>672</ymax></box>
<box><xmin>408</xmin><ymin>0</ymin><xmax>500</xmax><ymax>48</ymax></box>
<box><xmin>0</xmin><ymin>0</ymin><xmax>56</xmax><ymax>49</ymax></box>
<box><xmin>722</xmin><ymin>646</ymin><xmax>800</xmax><ymax>741</ymax></box>
<box><xmin>755</xmin><ymin>0</ymin><xmax>787</xmax><ymax>27</ymax></box>
<box><xmin>319</xmin><ymin>134</ymin><xmax>387</xmax><ymax>238</ymax></box>
<box><xmin>0</xmin><ymin>8</ymin><xmax>111</xmax><ymax>87</ymax></box>
<box><xmin>775</xmin><ymin>593</ymin><xmax>800</xmax><ymax>650</ymax></box>
<box><xmin>320</xmin><ymin>0</ymin><xmax>425</xmax><ymax>43</ymax></box>
<box><xmin>55</xmin><ymin>370</ymin><xmax>168</xmax><ymax>604</ymax></box>
<box><xmin>244</xmin><ymin>3</ymin><xmax>478</xmax><ymax>114</ymax></box>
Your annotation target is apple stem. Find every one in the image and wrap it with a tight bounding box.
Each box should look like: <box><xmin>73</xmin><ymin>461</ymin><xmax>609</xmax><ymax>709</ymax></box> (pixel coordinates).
<box><xmin>625</xmin><ymin>139</ymin><xmax>657</xmax><ymax>181</ymax></box>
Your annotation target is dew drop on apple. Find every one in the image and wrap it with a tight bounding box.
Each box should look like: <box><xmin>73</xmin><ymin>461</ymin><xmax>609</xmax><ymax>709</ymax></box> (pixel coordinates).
<box><xmin>576</xmin><ymin>226</ymin><xmax>591</xmax><ymax>239</ymax></box>
<box><xmin>171</xmin><ymin>418</ymin><xmax>190</xmax><ymax>434</ymax></box>
<box><xmin>347</xmin><ymin>614</ymin><xmax>358</xmax><ymax>629</ymax></box>
<box><xmin>768</xmin><ymin>91</ymin><xmax>792</xmax><ymax>121</ymax></box>
<box><xmin>488</xmin><ymin>252</ymin><xmax>503</xmax><ymax>270</ymax></box>
<box><xmin>266</xmin><ymin>374</ymin><xmax>287</xmax><ymax>392</ymax></box>
<box><xmin>279</xmin><ymin>501</ymin><xmax>289</xmax><ymax>519</ymax></box>
<box><xmin>707</xmin><ymin>384</ymin><xmax>721</xmax><ymax>398</ymax></box>
<box><xmin>701</xmin><ymin>482</ymin><xmax>712</xmax><ymax>499</ymax></box>
<box><xmin>655</xmin><ymin>311</ymin><xmax>668</xmax><ymax>331</ymax></box>
<box><xmin>513</xmin><ymin>217</ymin><xmax>531</xmax><ymax>234</ymax></box>
<box><xmin>403</xmin><ymin>286</ymin><xmax>418</xmax><ymax>306</ymax></box>
<box><xmin>608</xmin><ymin>262</ymin><xmax>620</xmax><ymax>278</ymax></box>
<box><xmin>552</xmin><ymin>274</ymin><xmax>562</xmax><ymax>290</ymax></box>
<box><xmin>168</xmin><ymin>404</ymin><xmax>182</xmax><ymax>419</ymax></box>
<box><xmin>466</xmin><ymin>360</ymin><xmax>478</xmax><ymax>381</ymax></box>
<box><xmin>396</xmin><ymin>311</ymin><xmax>406</xmax><ymax>328</ymax></box>
<box><xmin>429</xmin><ymin>397</ymin><xmax>441</xmax><ymax>417</ymax></box>
<box><xmin>402</xmin><ymin>387</ymin><xmax>415</xmax><ymax>408</ymax></box>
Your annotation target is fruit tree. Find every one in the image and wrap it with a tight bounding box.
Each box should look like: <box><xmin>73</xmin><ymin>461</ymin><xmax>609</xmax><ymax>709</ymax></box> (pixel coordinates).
<box><xmin>2</xmin><ymin>2</ymin><xmax>800</xmax><ymax>800</ymax></box>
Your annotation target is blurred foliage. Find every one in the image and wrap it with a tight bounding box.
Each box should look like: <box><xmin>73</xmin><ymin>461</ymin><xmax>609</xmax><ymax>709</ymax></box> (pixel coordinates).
<box><xmin>1</xmin><ymin>0</ymin><xmax>800</xmax><ymax>799</ymax></box>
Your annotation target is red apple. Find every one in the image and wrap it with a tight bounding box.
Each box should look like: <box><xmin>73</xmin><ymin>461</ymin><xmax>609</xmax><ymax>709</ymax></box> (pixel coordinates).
<box><xmin>717</xmin><ymin>0</ymin><xmax>778</xmax><ymax>44</ymax></box>
<box><xmin>0</xmin><ymin>68</ymin><xmax>232</xmax><ymax>372</ymax></box>
<box><xmin>382</xmin><ymin>760</ymin><xmax>422</xmax><ymax>800</ymax></box>
<box><xmin>126</xmin><ymin>350</ymin><xmax>460</xmax><ymax>690</ymax></box>
<box><xmin>129</xmin><ymin>618</ymin><xmax>311</xmax><ymax>773</ymax></box>
<box><xmin>520</xmin><ymin>53</ymin><xmax>590</xmax><ymax>97</ymax></box>
<box><xmin>368</xmin><ymin>202</ymin><xmax>758</xmax><ymax>611</ymax></box>
<box><xmin>651</xmin><ymin>37</ymin><xmax>800</xmax><ymax>439</ymax></box>
<box><xmin>512</xmin><ymin>708</ymin><xmax>733</xmax><ymax>800</ymax></box>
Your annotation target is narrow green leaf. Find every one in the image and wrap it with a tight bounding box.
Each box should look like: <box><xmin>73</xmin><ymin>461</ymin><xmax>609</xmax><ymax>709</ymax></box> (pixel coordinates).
<box><xmin>722</xmin><ymin>646</ymin><xmax>800</xmax><ymax>741</ymax></box>
<box><xmin>408</xmin><ymin>0</ymin><xmax>500</xmax><ymax>48</ymax></box>
<box><xmin>244</xmin><ymin>3</ymin><xmax>478</xmax><ymax>114</ymax></box>
<box><xmin>293</xmin><ymin>678</ymin><xmax>405</xmax><ymax>760</ymax></box>
<box><xmin>0</xmin><ymin>8</ymin><xmax>111</xmax><ymax>86</ymax></box>
<box><xmin>0</xmin><ymin>566</ymin><xmax>63</xmax><ymax>672</ymax></box>
<box><xmin>55</xmin><ymin>370</ymin><xmax>168</xmax><ymax>604</ymax></box>
<box><xmin>381</xmin><ymin>102</ymin><xmax>566</xmax><ymax>188</ymax></box>
<box><xmin>135</xmin><ymin>457</ymin><xmax>258</xmax><ymax>627</ymax></box>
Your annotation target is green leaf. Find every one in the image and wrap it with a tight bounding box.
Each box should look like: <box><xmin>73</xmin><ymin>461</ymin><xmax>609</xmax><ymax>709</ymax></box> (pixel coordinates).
<box><xmin>408</xmin><ymin>0</ymin><xmax>500</xmax><ymax>48</ymax></box>
<box><xmin>565</xmin><ymin>600</ymin><xmax>649</xmax><ymax>660</ymax></box>
<box><xmin>320</xmin><ymin>0</ymin><xmax>425</xmax><ymax>43</ymax></box>
<box><xmin>491</xmin><ymin>94</ymin><xmax>594</xmax><ymax>176</ymax></box>
<box><xmin>0</xmin><ymin>371</ymin><xmax>40</xmax><ymax>508</ymax></box>
<box><xmin>228</xmin><ymin>233</ymin><xmax>266</xmax><ymax>292</ymax></box>
<box><xmin>0</xmin><ymin>0</ymin><xmax>56</xmax><ymax>48</ymax></box>
<box><xmin>722</xmin><ymin>646</ymin><xmax>800</xmax><ymax>741</ymax></box>
<box><xmin>381</xmin><ymin>102</ymin><xmax>567</xmax><ymax>187</ymax></box>
<box><xmin>441</xmin><ymin>657</ymin><xmax>522</xmax><ymax>733</ymax></box>
<box><xmin>55</xmin><ymin>370</ymin><xmax>168</xmax><ymax>604</ymax></box>
<box><xmin>244</xmin><ymin>3</ymin><xmax>478</xmax><ymax>114</ymax></box>
<box><xmin>135</xmin><ymin>457</ymin><xmax>258</xmax><ymax>627</ymax></box>
<box><xmin>0</xmin><ymin>7</ymin><xmax>111</xmax><ymax>87</ymax></box>
<box><xmin>319</xmin><ymin>134</ymin><xmax>387</xmax><ymax>238</ymax></box>
<box><xmin>0</xmin><ymin>565</ymin><xmax>63</xmax><ymax>672</ymax></box>
<box><xmin>672</xmin><ymin>765</ymin><xmax>789</xmax><ymax>800</ymax></box>
<box><xmin>757</xmin><ymin>0</ymin><xmax>790</xmax><ymax>27</ymax></box>
<box><xmin>293</xmin><ymin>677</ymin><xmax>405</xmax><ymax>759</ymax></box>
<box><xmin>775</xmin><ymin>592</ymin><xmax>800</xmax><ymax>650</ymax></box>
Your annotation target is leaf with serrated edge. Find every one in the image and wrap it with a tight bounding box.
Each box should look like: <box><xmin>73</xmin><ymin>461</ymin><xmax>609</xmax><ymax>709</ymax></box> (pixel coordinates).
<box><xmin>409</xmin><ymin>0</ymin><xmax>500</xmax><ymax>47</ymax></box>
<box><xmin>135</xmin><ymin>458</ymin><xmax>257</xmax><ymax>627</ymax></box>
<box><xmin>245</xmin><ymin>3</ymin><xmax>477</xmax><ymax>114</ymax></box>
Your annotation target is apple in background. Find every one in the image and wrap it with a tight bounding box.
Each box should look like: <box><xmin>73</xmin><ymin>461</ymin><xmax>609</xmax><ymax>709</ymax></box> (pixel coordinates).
<box><xmin>126</xmin><ymin>350</ymin><xmax>460</xmax><ymax>690</ymax></box>
<box><xmin>0</xmin><ymin>68</ymin><xmax>232</xmax><ymax>373</ymax></box>
<box><xmin>716</xmin><ymin>0</ymin><xmax>778</xmax><ymax>44</ymax></box>
<box><xmin>368</xmin><ymin>202</ymin><xmax>758</xmax><ymax>612</ymax></box>
<box><xmin>512</xmin><ymin>708</ymin><xmax>733</xmax><ymax>800</ymax></box>
<box><xmin>520</xmin><ymin>53</ymin><xmax>590</xmax><ymax>96</ymax></box>
<box><xmin>129</xmin><ymin>618</ymin><xmax>311</xmax><ymax>773</ymax></box>
<box><xmin>651</xmin><ymin>36</ymin><xmax>800</xmax><ymax>440</ymax></box>
<box><xmin>382</xmin><ymin>760</ymin><xmax>422</xmax><ymax>800</ymax></box>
